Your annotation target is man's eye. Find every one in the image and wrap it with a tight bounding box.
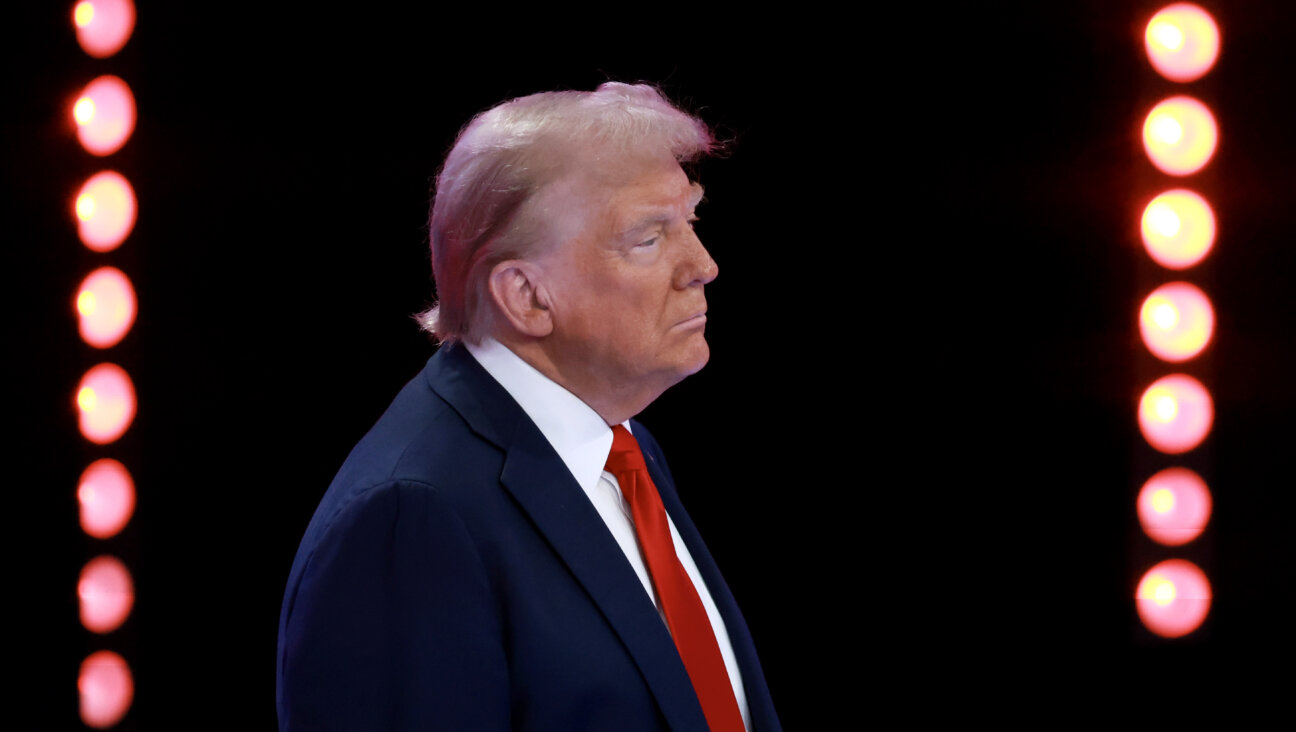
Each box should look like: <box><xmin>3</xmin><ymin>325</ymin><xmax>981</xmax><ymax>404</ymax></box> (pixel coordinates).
<box><xmin>636</xmin><ymin>237</ymin><xmax>659</xmax><ymax>248</ymax></box>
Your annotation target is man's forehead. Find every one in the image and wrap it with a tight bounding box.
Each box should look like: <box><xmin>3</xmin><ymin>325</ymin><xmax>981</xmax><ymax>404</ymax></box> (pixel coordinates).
<box><xmin>563</xmin><ymin>148</ymin><xmax>694</xmax><ymax>196</ymax></box>
<box><xmin>564</xmin><ymin>146</ymin><xmax>686</xmax><ymax>188</ymax></box>
<box><xmin>595</xmin><ymin>153</ymin><xmax>697</xmax><ymax>203</ymax></box>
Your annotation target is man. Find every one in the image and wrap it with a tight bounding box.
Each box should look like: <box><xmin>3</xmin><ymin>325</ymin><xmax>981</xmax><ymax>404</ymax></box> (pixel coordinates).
<box><xmin>277</xmin><ymin>82</ymin><xmax>780</xmax><ymax>731</ymax></box>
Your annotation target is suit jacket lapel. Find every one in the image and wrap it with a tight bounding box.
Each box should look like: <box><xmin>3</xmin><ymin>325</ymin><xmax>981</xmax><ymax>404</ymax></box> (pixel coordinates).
<box><xmin>426</xmin><ymin>346</ymin><xmax>711</xmax><ymax>732</ymax></box>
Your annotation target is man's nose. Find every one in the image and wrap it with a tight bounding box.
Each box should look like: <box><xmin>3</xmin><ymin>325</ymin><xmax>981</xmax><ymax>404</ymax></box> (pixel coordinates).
<box><xmin>676</xmin><ymin>231</ymin><xmax>718</xmax><ymax>288</ymax></box>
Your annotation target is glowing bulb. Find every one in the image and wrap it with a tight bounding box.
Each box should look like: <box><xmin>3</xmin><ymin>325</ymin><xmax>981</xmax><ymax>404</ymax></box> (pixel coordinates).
<box><xmin>73</xmin><ymin>76</ymin><xmax>136</xmax><ymax>156</ymax></box>
<box><xmin>1136</xmin><ymin>559</ymin><xmax>1211</xmax><ymax>638</ymax></box>
<box><xmin>79</xmin><ymin>555</ymin><xmax>134</xmax><ymax>633</ymax></box>
<box><xmin>79</xmin><ymin>459</ymin><xmax>136</xmax><ymax>539</ymax></box>
<box><xmin>1138</xmin><ymin>374</ymin><xmax>1212</xmax><ymax>454</ymax></box>
<box><xmin>1138</xmin><ymin>467</ymin><xmax>1212</xmax><ymax>545</ymax></box>
<box><xmin>76</xmin><ymin>267</ymin><xmax>137</xmax><ymax>348</ymax></box>
<box><xmin>1143</xmin><ymin>96</ymin><xmax>1217</xmax><ymax>176</ymax></box>
<box><xmin>1139</xmin><ymin>282</ymin><xmax>1214</xmax><ymax>362</ymax></box>
<box><xmin>74</xmin><ymin>171</ymin><xmax>137</xmax><ymax>252</ymax></box>
<box><xmin>1145</xmin><ymin>3</ymin><xmax>1221</xmax><ymax>82</ymax></box>
<box><xmin>1141</xmin><ymin>190</ymin><xmax>1215</xmax><ymax>269</ymax></box>
<box><xmin>76</xmin><ymin>363</ymin><xmax>136</xmax><ymax>444</ymax></box>
<box><xmin>73</xmin><ymin>0</ymin><xmax>136</xmax><ymax>59</ymax></box>
<box><xmin>79</xmin><ymin>650</ymin><xmax>134</xmax><ymax>728</ymax></box>
<box><xmin>1151</xmin><ymin>488</ymin><xmax>1176</xmax><ymax>513</ymax></box>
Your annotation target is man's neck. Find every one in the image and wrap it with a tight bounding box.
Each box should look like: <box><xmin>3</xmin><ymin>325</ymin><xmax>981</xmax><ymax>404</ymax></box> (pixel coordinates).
<box><xmin>488</xmin><ymin>333</ymin><xmax>658</xmax><ymax>426</ymax></box>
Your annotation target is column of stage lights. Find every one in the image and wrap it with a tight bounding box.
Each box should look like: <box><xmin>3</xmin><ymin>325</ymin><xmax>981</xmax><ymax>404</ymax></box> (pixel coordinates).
<box><xmin>70</xmin><ymin>1</ymin><xmax>138</xmax><ymax>727</ymax></box>
<box><xmin>1132</xmin><ymin>3</ymin><xmax>1219</xmax><ymax>640</ymax></box>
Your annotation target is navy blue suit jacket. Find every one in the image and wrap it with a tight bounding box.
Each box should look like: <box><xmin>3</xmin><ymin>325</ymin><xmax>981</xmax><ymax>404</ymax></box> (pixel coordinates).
<box><xmin>277</xmin><ymin>345</ymin><xmax>780</xmax><ymax>731</ymax></box>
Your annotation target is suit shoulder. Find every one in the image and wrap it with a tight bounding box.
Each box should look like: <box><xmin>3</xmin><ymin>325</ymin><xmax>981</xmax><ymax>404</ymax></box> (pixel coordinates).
<box><xmin>329</xmin><ymin>371</ymin><xmax>501</xmax><ymax>498</ymax></box>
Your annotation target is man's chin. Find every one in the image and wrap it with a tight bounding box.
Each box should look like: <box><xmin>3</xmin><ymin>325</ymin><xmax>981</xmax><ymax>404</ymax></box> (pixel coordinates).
<box><xmin>679</xmin><ymin>340</ymin><xmax>711</xmax><ymax>377</ymax></box>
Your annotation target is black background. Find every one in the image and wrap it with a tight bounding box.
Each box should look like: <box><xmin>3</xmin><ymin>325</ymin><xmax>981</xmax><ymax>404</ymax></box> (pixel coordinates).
<box><xmin>9</xmin><ymin>1</ymin><xmax>1295</xmax><ymax>726</ymax></box>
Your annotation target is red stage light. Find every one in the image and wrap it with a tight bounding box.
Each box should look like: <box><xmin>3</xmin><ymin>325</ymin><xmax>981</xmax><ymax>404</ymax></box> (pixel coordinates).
<box><xmin>1137</xmin><ymin>467</ymin><xmax>1212</xmax><ymax>546</ymax></box>
<box><xmin>78</xmin><ymin>555</ymin><xmax>134</xmax><ymax>634</ymax></box>
<box><xmin>76</xmin><ymin>266</ymin><xmax>137</xmax><ymax>349</ymax></box>
<box><xmin>73</xmin><ymin>0</ymin><xmax>136</xmax><ymax>59</ymax></box>
<box><xmin>1142</xmin><ymin>96</ymin><xmax>1217</xmax><ymax>176</ymax></box>
<box><xmin>76</xmin><ymin>363</ymin><xmax>136</xmax><ymax>445</ymax></box>
<box><xmin>1140</xmin><ymin>189</ymin><xmax>1215</xmax><ymax>270</ymax></box>
<box><xmin>78</xmin><ymin>650</ymin><xmax>134</xmax><ymax>728</ymax></box>
<box><xmin>78</xmin><ymin>459</ymin><xmax>136</xmax><ymax>539</ymax></box>
<box><xmin>1145</xmin><ymin>3</ymin><xmax>1220</xmax><ymax>83</ymax></box>
<box><xmin>75</xmin><ymin>171</ymin><xmax>137</xmax><ymax>252</ymax></box>
<box><xmin>1136</xmin><ymin>559</ymin><xmax>1211</xmax><ymax>638</ymax></box>
<box><xmin>1138</xmin><ymin>373</ymin><xmax>1213</xmax><ymax>454</ymax></box>
<box><xmin>74</xmin><ymin>75</ymin><xmax>136</xmax><ymax>156</ymax></box>
<box><xmin>1139</xmin><ymin>281</ymin><xmax>1214</xmax><ymax>362</ymax></box>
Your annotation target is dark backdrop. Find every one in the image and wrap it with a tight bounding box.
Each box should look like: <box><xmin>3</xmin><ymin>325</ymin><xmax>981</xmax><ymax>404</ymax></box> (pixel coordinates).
<box><xmin>10</xmin><ymin>1</ymin><xmax>1295</xmax><ymax>726</ymax></box>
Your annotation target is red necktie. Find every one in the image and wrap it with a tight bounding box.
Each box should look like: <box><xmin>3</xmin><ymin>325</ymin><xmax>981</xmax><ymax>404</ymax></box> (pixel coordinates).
<box><xmin>605</xmin><ymin>425</ymin><xmax>745</xmax><ymax>732</ymax></box>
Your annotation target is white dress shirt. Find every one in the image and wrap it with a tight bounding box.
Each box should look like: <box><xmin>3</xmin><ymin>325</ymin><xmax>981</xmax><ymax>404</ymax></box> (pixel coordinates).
<box><xmin>464</xmin><ymin>337</ymin><xmax>750</xmax><ymax>730</ymax></box>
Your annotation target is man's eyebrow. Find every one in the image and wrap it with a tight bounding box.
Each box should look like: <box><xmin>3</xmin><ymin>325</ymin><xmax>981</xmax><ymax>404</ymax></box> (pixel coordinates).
<box><xmin>617</xmin><ymin>183</ymin><xmax>708</xmax><ymax>239</ymax></box>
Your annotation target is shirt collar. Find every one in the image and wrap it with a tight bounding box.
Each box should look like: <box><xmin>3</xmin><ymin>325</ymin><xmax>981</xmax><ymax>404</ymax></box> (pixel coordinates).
<box><xmin>464</xmin><ymin>337</ymin><xmax>625</xmax><ymax>495</ymax></box>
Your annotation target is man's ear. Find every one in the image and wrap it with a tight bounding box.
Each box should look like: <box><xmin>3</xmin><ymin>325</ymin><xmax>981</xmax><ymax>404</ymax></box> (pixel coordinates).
<box><xmin>487</xmin><ymin>259</ymin><xmax>554</xmax><ymax>338</ymax></box>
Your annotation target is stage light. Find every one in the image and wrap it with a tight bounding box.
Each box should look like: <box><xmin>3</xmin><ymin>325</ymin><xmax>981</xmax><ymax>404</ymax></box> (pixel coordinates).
<box><xmin>1139</xmin><ymin>282</ymin><xmax>1214</xmax><ymax>362</ymax></box>
<box><xmin>73</xmin><ymin>0</ymin><xmax>136</xmax><ymax>59</ymax></box>
<box><xmin>1137</xmin><ymin>467</ymin><xmax>1212</xmax><ymax>546</ymax></box>
<box><xmin>1138</xmin><ymin>373</ymin><xmax>1212</xmax><ymax>454</ymax></box>
<box><xmin>1140</xmin><ymin>189</ymin><xmax>1215</xmax><ymax>269</ymax></box>
<box><xmin>77</xmin><ymin>363</ymin><xmax>136</xmax><ymax>445</ymax></box>
<box><xmin>75</xmin><ymin>171</ymin><xmax>137</xmax><ymax>252</ymax></box>
<box><xmin>1142</xmin><ymin>96</ymin><xmax>1217</xmax><ymax>176</ymax></box>
<box><xmin>1146</xmin><ymin>4</ymin><xmax>1220</xmax><ymax>83</ymax></box>
<box><xmin>78</xmin><ymin>650</ymin><xmax>134</xmax><ymax>728</ymax></box>
<box><xmin>74</xmin><ymin>75</ymin><xmax>136</xmax><ymax>156</ymax></box>
<box><xmin>78</xmin><ymin>459</ymin><xmax>136</xmax><ymax>539</ymax></box>
<box><xmin>1136</xmin><ymin>559</ymin><xmax>1211</xmax><ymax>638</ymax></box>
<box><xmin>79</xmin><ymin>555</ymin><xmax>134</xmax><ymax>634</ymax></box>
<box><xmin>76</xmin><ymin>266</ymin><xmax>137</xmax><ymax>349</ymax></box>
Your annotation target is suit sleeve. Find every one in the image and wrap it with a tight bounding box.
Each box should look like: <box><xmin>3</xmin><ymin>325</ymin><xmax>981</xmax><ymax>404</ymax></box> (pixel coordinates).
<box><xmin>279</xmin><ymin>480</ymin><xmax>510</xmax><ymax>731</ymax></box>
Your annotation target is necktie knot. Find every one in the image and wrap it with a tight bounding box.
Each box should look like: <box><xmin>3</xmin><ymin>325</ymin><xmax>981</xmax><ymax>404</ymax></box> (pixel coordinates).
<box><xmin>605</xmin><ymin>424</ymin><xmax>647</xmax><ymax>475</ymax></box>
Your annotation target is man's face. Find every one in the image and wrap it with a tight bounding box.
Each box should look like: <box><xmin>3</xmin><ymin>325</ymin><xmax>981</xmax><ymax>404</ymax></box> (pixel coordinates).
<box><xmin>536</xmin><ymin>153</ymin><xmax>718</xmax><ymax>413</ymax></box>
